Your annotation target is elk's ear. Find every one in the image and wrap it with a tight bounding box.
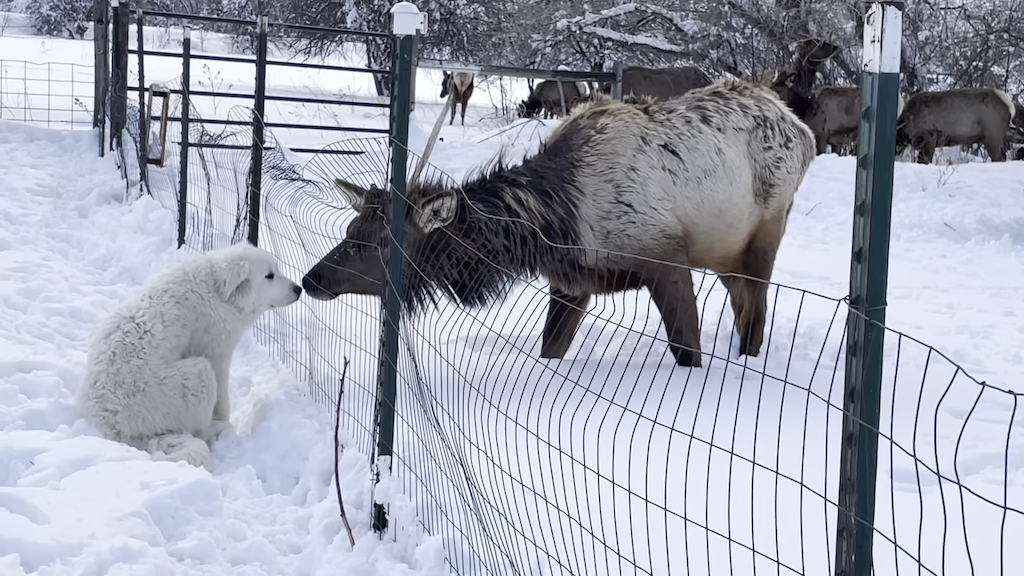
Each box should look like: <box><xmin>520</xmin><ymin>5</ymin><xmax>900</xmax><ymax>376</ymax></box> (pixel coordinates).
<box><xmin>414</xmin><ymin>190</ymin><xmax>457</xmax><ymax>232</ymax></box>
<box><xmin>334</xmin><ymin>178</ymin><xmax>371</xmax><ymax>209</ymax></box>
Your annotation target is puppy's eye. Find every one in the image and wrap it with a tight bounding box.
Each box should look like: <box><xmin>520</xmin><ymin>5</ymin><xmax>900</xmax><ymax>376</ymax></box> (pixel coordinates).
<box><xmin>265</xmin><ymin>273</ymin><xmax>275</xmax><ymax>280</ymax></box>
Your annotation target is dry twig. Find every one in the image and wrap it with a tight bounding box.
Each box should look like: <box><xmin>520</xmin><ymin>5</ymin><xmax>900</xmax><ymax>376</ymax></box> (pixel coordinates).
<box><xmin>334</xmin><ymin>357</ymin><xmax>356</xmax><ymax>548</ymax></box>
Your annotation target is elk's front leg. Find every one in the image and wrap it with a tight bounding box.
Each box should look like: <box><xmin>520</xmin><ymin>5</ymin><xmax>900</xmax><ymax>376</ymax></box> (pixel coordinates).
<box><xmin>540</xmin><ymin>288</ymin><xmax>591</xmax><ymax>359</ymax></box>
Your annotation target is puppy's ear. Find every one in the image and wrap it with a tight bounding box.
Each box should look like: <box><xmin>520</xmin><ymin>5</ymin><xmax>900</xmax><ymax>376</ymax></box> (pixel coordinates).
<box><xmin>214</xmin><ymin>257</ymin><xmax>250</xmax><ymax>300</ymax></box>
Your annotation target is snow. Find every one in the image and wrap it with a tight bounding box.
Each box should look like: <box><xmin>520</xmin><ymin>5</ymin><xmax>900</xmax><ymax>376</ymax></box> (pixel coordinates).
<box><xmin>0</xmin><ymin>21</ymin><xmax>1023</xmax><ymax>576</ymax></box>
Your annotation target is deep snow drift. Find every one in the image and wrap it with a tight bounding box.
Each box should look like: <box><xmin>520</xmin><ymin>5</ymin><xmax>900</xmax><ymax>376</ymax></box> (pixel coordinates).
<box><xmin>0</xmin><ymin>120</ymin><xmax>447</xmax><ymax>575</ymax></box>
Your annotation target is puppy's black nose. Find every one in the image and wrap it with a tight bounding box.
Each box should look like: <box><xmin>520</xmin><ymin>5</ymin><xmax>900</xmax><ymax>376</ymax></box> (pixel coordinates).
<box><xmin>293</xmin><ymin>284</ymin><xmax>303</xmax><ymax>295</ymax></box>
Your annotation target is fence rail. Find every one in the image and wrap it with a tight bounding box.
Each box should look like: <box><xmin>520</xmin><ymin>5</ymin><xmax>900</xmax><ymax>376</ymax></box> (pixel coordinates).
<box><xmin>127</xmin><ymin>48</ymin><xmax>394</xmax><ymax>76</ymax></box>
<box><xmin>125</xmin><ymin>84</ymin><xmax>392</xmax><ymax>109</ymax></box>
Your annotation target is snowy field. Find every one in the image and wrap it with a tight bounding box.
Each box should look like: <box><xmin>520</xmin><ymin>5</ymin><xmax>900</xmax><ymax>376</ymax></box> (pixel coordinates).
<box><xmin>1</xmin><ymin>20</ymin><xmax>1023</xmax><ymax>576</ymax></box>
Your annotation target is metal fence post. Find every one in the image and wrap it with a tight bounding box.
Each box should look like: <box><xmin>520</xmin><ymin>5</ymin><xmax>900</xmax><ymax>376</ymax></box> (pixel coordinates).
<box><xmin>409</xmin><ymin>34</ymin><xmax>419</xmax><ymax>112</ymax></box>
<box><xmin>247</xmin><ymin>14</ymin><xmax>269</xmax><ymax>247</ymax></box>
<box><xmin>109</xmin><ymin>0</ymin><xmax>128</xmax><ymax>153</ymax></box>
<box><xmin>835</xmin><ymin>3</ymin><xmax>903</xmax><ymax>576</ymax></box>
<box><xmin>92</xmin><ymin>0</ymin><xmax>109</xmax><ymax>146</ymax></box>
<box><xmin>136</xmin><ymin>6</ymin><xmax>148</xmax><ymax>193</ymax></box>
<box><xmin>372</xmin><ymin>1</ymin><xmax>422</xmax><ymax>536</ymax></box>
<box><xmin>611</xmin><ymin>60</ymin><xmax>624</xmax><ymax>100</ymax></box>
<box><xmin>178</xmin><ymin>26</ymin><xmax>192</xmax><ymax>249</ymax></box>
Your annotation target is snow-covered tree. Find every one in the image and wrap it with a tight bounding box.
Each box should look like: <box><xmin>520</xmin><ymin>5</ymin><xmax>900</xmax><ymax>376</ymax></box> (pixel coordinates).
<box><xmin>28</xmin><ymin>0</ymin><xmax>92</xmax><ymax>38</ymax></box>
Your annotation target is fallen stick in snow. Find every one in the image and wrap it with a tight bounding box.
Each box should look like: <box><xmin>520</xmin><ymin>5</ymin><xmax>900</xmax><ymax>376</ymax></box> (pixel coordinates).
<box><xmin>334</xmin><ymin>357</ymin><xmax>356</xmax><ymax>548</ymax></box>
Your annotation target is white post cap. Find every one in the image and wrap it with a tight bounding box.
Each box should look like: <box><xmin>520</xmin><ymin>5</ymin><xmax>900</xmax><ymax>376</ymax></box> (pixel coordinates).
<box><xmin>391</xmin><ymin>2</ymin><xmax>427</xmax><ymax>36</ymax></box>
<box><xmin>862</xmin><ymin>2</ymin><xmax>902</xmax><ymax>74</ymax></box>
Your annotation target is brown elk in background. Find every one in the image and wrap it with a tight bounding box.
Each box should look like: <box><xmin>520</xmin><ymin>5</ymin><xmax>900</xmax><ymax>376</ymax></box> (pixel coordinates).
<box><xmin>1012</xmin><ymin>103</ymin><xmax>1024</xmax><ymax>160</ymax></box>
<box><xmin>599</xmin><ymin>65</ymin><xmax>713</xmax><ymax>100</ymax></box>
<box><xmin>803</xmin><ymin>86</ymin><xmax>907</xmax><ymax>155</ymax></box>
<box><xmin>440</xmin><ymin>71</ymin><xmax>475</xmax><ymax>126</ymax></box>
<box><xmin>517</xmin><ymin>80</ymin><xmax>583</xmax><ymax>119</ymax></box>
<box><xmin>764</xmin><ymin>39</ymin><xmax>842</xmax><ymax>120</ymax></box>
<box><xmin>896</xmin><ymin>87</ymin><xmax>1016</xmax><ymax>163</ymax></box>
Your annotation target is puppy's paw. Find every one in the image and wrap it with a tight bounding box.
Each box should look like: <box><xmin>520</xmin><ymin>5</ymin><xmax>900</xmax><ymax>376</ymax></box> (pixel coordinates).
<box><xmin>200</xmin><ymin>419</ymin><xmax>234</xmax><ymax>442</ymax></box>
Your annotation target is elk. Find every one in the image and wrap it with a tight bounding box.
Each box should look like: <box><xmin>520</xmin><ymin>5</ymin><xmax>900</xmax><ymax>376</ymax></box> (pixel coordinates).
<box><xmin>803</xmin><ymin>86</ymin><xmax>907</xmax><ymax>155</ymax></box>
<box><xmin>302</xmin><ymin>81</ymin><xmax>816</xmax><ymax>368</ymax></box>
<box><xmin>755</xmin><ymin>39</ymin><xmax>842</xmax><ymax>120</ymax></box>
<box><xmin>517</xmin><ymin>80</ymin><xmax>583</xmax><ymax>119</ymax></box>
<box><xmin>440</xmin><ymin>71</ymin><xmax>474</xmax><ymax>126</ymax></box>
<box><xmin>896</xmin><ymin>87</ymin><xmax>1016</xmax><ymax>163</ymax></box>
<box><xmin>1013</xmin><ymin>103</ymin><xmax>1024</xmax><ymax>160</ymax></box>
<box><xmin>599</xmin><ymin>65</ymin><xmax>713</xmax><ymax>100</ymax></box>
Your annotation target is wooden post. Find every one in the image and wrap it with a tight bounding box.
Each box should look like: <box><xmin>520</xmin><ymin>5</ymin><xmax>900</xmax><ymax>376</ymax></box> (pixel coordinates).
<box><xmin>411</xmin><ymin>73</ymin><xmax>452</xmax><ymax>183</ymax></box>
<box><xmin>145</xmin><ymin>84</ymin><xmax>170</xmax><ymax>167</ymax></box>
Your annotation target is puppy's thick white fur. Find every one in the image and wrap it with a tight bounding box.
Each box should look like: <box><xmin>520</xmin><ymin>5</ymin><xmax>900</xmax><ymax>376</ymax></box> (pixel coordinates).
<box><xmin>77</xmin><ymin>242</ymin><xmax>302</xmax><ymax>471</ymax></box>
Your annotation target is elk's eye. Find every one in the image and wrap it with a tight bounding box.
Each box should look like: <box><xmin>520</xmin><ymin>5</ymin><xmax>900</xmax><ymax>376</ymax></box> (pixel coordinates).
<box><xmin>265</xmin><ymin>272</ymin><xmax>275</xmax><ymax>280</ymax></box>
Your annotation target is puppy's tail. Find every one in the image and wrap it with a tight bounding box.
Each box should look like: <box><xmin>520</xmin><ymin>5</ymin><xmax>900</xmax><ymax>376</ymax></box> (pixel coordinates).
<box><xmin>146</xmin><ymin>434</ymin><xmax>213</xmax><ymax>472</ymax></box>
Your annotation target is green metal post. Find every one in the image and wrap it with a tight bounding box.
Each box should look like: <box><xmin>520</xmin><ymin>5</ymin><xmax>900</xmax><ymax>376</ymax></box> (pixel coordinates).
<box><xmin>136</xmin><ymin>7</ymin><xmax>148</xmax><ymax>194</ymax></box>
<box><xmin>373</xmin><ymin>1</ymin><xmax>421</xmax><ymax>536</ymax></box>
<box><xmin>178</xmin><ymin>27</ymin><xmax>191</xmax><ymax>249</ymax></box>
<box><xmin>247</xmin><ymin>15</ymin><xmax>268</xmax><ymax>247</ymax></box>
<box><xmin>835</xmin><ymin>3</ymin><xmax>903</xmax><ymax>576</ymax></box>
<box><xmin>109</xmin><ymin>0</ymin><xmax>128</xmax><ymax>153</ymax></box>
<box><xmin>92</xmin><ymin>0</ymin><xmax>108</xmax><ymax>135</ymax></box>
<box><xmin>611</xmin><ymin>60</ymin><xmax>623</xmax><ymax>100</ymax></box>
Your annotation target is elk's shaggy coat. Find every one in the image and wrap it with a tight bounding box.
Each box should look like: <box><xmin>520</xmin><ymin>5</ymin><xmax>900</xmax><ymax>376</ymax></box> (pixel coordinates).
<box><xmin>896</xmin><ymin>87</ymin><xmax>1016</xmax><ymax>163</ymax></box>
<box><xmin>440</xmin><ymin>71</ymin><xmax>474</xmax><ymax>126</ymax></box>
<box><xmin>304</xmin><ymin>80</ymin><xmax>816</xmax><ymax>367</ymax></box>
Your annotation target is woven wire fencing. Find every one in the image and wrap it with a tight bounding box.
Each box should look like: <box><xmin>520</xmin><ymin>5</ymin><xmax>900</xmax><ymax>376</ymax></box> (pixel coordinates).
<box><xmin>108</xmin><ymin>86</ymin><xmax>1024</xmax><ymax>576</ymax></box>
<box><xmin>0</xmin><ymin>59</ymin><xmax>95</xmax><ymax>129</ymax></box>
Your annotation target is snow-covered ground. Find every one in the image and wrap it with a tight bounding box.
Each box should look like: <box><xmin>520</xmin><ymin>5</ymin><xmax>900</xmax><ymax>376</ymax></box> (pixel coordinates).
<box><xmin>1</xmin><ymin>20</ymin><xmax>1023</xmax><ymax>576</ymax></box>
<box><xmin>0</xmin><ymin>120</ymin><xmax>448</xmax><ymax>574</ymax></box>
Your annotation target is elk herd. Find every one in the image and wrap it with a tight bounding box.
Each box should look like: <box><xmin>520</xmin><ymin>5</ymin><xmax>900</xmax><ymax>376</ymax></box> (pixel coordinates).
<box><xmin>437</xmin><ymin>39</ymin><xmax>1023</xmax><ymax>164</ymax></box>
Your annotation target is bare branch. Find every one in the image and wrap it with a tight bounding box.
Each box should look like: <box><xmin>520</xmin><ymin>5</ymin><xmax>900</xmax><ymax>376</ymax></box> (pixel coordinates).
<box><xmin>334</xmin><ymin>357</ymin><xmax>355</xmax><ymax>549</ymax></box>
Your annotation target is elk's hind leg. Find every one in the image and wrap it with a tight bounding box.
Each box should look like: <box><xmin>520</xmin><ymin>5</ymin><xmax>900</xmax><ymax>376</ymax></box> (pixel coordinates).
<box><xmin>540</xmin><ymin>288</ymin><xmax>591</xmax><ymax>359</ymax></box>
<box><xmin>723</xmin><ymin>216</ymin><xmax>787</xmax><ymax>358</ymax></box>
<box><xmin>984</xmin><ymin>131</ymin><xmax>1007</xmax><ymax>162</ymax></box>
<box><xmin>645</xmin><ymin>266</ymin><xmax>703</xmax><ymax>367</ymax></box>
<box><xmin>460</xmin><ymin>84</ymin><xmax>474</xmax><ymax>126</ymax></box>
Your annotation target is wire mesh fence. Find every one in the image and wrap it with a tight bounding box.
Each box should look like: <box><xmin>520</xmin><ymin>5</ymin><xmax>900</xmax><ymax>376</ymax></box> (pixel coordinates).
<box><xmin>0</xmin><ymin>59</ymin><xmax>95</xmax><ymax>129</ymax></box>
<box><xmin>104</xmin><ymin>79</ymin><xmax>1024</xmax><ymax>576</ymax></box>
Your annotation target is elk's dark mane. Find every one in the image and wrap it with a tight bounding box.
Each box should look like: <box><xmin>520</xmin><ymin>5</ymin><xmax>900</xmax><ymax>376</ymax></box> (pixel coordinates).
<box><xmin>401</xmin><ymin>133</ymin><xmax>585</xmax><ymax>316</ymax></box>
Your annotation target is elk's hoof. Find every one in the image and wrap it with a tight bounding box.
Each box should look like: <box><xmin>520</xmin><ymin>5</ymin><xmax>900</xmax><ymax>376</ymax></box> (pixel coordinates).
<box><xmin>738</xmin><ymin>340</ymin><xmax>763</xmax><ymax>359</ymax></box>
<box><xmin>539</xmin><ymin>349</ymin><xmax>568</xmax><ymax>360</ymax></box>
<box><xmin>671</xmin><ymin>347</ymin><xmax>702</xmax><ymax>368</ymax></box>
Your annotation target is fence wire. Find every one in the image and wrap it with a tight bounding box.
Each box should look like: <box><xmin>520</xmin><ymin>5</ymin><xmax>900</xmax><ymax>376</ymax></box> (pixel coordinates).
<box><xmin>105</xmin><ymin>85</ymin><xmax>1024</xmax><ymax>576</ymax></box>
<box><xmin>0</xmin><ymin>59</ymin><xmax>95</xmax><ymax>129</ymax></box>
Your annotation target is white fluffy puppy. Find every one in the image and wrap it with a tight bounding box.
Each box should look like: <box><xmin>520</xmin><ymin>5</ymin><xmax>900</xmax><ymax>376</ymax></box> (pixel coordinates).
<box><xmin>77</xmin><ymin>242</ymin><xmax>303</xmax><ymax>471</ymax></box>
